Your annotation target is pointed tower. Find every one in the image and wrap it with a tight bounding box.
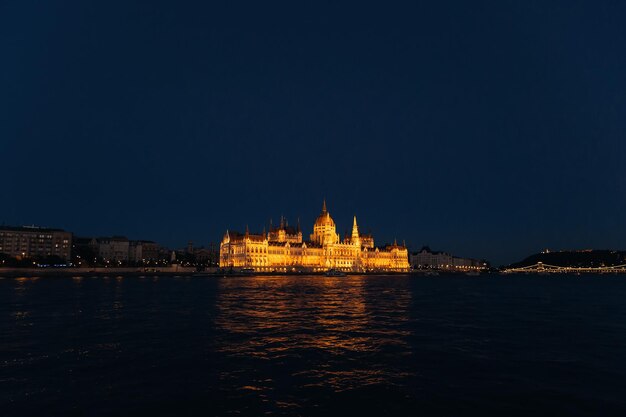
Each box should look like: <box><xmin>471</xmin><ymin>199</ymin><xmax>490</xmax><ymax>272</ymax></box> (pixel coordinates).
<box><xmin>351</xmin><ymin>215</ymin><xmax>361</xmax><ymax>246</ymax></box>
<box><xmin>296</xmin><ymin>217</ymin><xmax>303</xmax><ymax>243</ymax></box>
<box><xmin>322</xmin><ymin>199</ymin><xmax>327</xmax><ymax>214</ymax></box>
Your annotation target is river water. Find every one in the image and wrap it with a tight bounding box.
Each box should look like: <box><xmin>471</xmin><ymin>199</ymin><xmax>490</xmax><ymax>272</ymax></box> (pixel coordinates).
<box><xmin>2</xmin><ymin>274</ymin><xmax>626</xmax><ymax>416</ymax></box>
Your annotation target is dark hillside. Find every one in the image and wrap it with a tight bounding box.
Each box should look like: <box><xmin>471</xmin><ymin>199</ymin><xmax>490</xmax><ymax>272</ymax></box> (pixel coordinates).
<box><xmin>509</xmin><ymin>250</ymin><xmax>626</xmax><ymax>268</ymax></box>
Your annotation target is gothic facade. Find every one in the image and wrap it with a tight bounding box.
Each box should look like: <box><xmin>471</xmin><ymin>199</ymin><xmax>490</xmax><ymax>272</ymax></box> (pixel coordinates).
<box><xmin>219</xmin><ymin>201</ymin><xmax>410</xmax><ymax>272</ymax></box>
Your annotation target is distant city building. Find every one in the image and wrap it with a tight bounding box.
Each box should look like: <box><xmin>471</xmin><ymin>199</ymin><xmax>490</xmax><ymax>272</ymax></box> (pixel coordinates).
<box><xmin>220</xmin><ymin>200</ymin><xmax>410</xmax><ymax>272</ymax></box>
<box><xmin>92</xmin><ymin>236</ymin><xmax>130</xmax><ymax>262</ymax></box>
<box><xmin>74</xmin><ymin>237</ymin><xmax>161</xmax><ymax>264</ymax></box>
<box><xmin>129</xmin><ymin>240</ymin><xmax>160</xmax><ymax>263</ymax></box>
<box><xmin>410</xmin><ymin>246</ymin><xmax>487</xmax><ymax>271</ymax></box>
<box><xmin>180</xmin><ymin>241</ymin><xmax>224</xmax><ymax>266</ymax></box>
<box><xmin>192</xmin><ymin>246</ymin><xmax>219</xmax><ymax>265</ymax></box>
<box><xmin>0</xmin><ymin>225</ymin><xmax>72</xmax><ymax>261</ymax></box>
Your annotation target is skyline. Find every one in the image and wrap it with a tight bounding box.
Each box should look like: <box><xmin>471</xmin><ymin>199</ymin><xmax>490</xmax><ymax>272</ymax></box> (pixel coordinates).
<box><xmin>2</xmin><ymin>1</ymin><xmax>625</xmax><ymax>265</ymax></box>
<box><xmin>1</xmin><ymin>197</ymin><xmax>620</xmax><ymax>267</ymax></box>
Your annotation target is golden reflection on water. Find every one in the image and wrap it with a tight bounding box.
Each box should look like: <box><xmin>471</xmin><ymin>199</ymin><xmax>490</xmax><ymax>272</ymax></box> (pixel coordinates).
<box><xmin>13</xmin><ymin>276</ymin><xmax>36</xmax><ymax>295</ymax></box>
<box><xmin>215</xmin><ymin>275</ymin><xmax>412</xmax><ymax>391</ymax></box>
<box><xmin>112</xmin><ymin>274</ymin><xmax>124</xmax><ymax>311</ymax></box>
<box><xmin>10</xmin><ymin>278</ymin><xmax>38</xmax><ymax>327</ymax></box>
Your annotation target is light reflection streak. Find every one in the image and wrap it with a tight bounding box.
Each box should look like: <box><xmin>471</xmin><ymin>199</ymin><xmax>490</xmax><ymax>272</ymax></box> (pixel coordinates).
<box><xmin>214</xmin><ymin>275</ymin><xmax>413</xmax><ymax>394</ymax></box>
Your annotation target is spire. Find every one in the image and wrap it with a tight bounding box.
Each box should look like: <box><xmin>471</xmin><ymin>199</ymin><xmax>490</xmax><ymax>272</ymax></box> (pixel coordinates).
<box><xmin>245</xmin><ymin>225</ymin><xmax>249</xmax><ymax>236</ymax></box>
<box><xmin>322</xmin><ymin>198</ymin><xmax>327</xmax><ymax>214</ymax></box>
<box><xmin>297</xmin><ymin>217</ymin><xmax>301</xmax><ymax>233</ymax></box>
<box><xmin>349</xmin><ymin>215</ymin><xmax>360</xmax><ymax>247</ymax></box>
<box><xmin>351</xmin><ymin>215</ymin><xmax>359</xmax><ymax>239</ymax></box>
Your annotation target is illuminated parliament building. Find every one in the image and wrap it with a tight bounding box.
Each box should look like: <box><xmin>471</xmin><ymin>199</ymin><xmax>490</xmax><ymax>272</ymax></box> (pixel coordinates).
<box><xmin>219</xmin><ymin>201</ymin><xmax>410</xmax><ymax>272</ymax></box>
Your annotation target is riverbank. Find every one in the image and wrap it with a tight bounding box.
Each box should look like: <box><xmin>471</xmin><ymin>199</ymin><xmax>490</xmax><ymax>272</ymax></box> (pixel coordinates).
<box><xmin>0</xmin><ymin>267</ymin><xmax>422</xmax><ymax>278</ymax></box>
<box><xmin>0</xmin><ymin>266</ymin><xmax>199</xmax><ymax>278</ymax></box>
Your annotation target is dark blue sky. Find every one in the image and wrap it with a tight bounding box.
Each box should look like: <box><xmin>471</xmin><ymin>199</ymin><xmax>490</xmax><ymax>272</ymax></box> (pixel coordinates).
<box><xmin>1</xmin><ymin>1</ymin><xmax>625</xmax><ymax>265</ymax></box>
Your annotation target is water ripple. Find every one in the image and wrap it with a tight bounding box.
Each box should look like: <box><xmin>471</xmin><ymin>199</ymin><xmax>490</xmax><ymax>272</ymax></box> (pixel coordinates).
<box><xmin>2</xmin><ymin>274</ymin><xmax>626</xmax><ymax>416</ymax></box>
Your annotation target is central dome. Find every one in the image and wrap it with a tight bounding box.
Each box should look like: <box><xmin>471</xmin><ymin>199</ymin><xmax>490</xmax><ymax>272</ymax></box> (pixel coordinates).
<box><xmin>314</xmin><ymin>211</ymin><xmax>335</xmax><ymax>227</ymax></box>
<box><xmin>314</xmin><ymin>199</ymin><xmax>335</xmax><ymax>227</ymax></box>
<box><xmin>310</xmin><ymin>199</ymin><xmax>340</xmax><ymax>246</ymax></box>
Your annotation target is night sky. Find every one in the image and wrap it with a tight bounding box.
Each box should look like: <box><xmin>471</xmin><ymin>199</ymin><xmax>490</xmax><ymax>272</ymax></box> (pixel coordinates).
<box><xmin>2</xmin><ymin>1</ymin><xmax>625</xmax><ymax>265</ymax></box>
